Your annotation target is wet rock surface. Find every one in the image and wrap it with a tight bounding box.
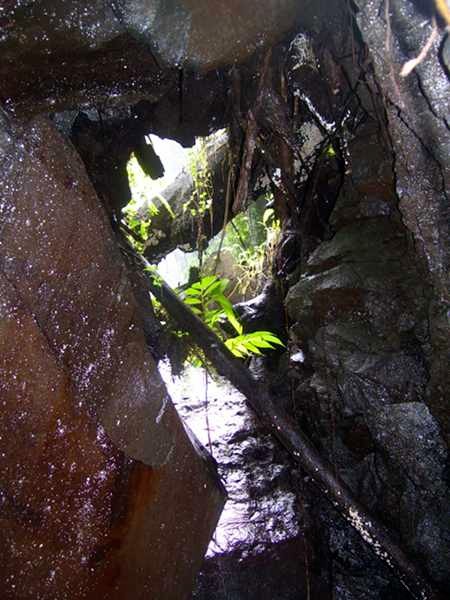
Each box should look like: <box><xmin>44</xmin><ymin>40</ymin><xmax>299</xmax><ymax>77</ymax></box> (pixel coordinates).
<box><xmin>0</xmin><ymin>0</ymin><xmax>303</xmax><ymax>114</ymax></box>
<box><xmin>193</xmin><ymin>538</ymin><xmax>316</xmax><ymax>600</ymax></box>
<box><xmin>286</xmin><ymin>122</ymin><xmax>450</xmax><ymax>597</ymax></box>
<box><xmin>161</xmin><ymin>364</ymin><xmax>311</xmax><ymax>599</ymax></box>
<box><xmin>234</xmin><ymin>282</ymin><xmax>286</xmax><ymax>340</ymax></box>
<box><xmin>354</xmin><ymin>0</ymin><xmax>450</xmax><ymax>445</ymax></box>
<box><xmin>1</xmin><ymin>1</ymin><xmax>449</xmax><ymax>598</ymax></box>
<box><xmin>0</xmin><ymin>115</ymin><xmax>224</xmax><ymax>599</ymax></box>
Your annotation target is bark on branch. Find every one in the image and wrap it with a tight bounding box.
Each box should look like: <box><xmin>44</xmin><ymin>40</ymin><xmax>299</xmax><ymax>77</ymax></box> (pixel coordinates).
<box><xmin>143</xmin><ymin>266</ymin><xmax>440</xmax><ymax>600</ymax></box>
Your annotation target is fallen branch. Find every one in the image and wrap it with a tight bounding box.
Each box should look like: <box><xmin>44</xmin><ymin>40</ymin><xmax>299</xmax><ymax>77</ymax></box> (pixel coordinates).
<box><xmin>140</xmin><ymin>264</ymin><xmax>439</xmax><ymax>600</ymax></box>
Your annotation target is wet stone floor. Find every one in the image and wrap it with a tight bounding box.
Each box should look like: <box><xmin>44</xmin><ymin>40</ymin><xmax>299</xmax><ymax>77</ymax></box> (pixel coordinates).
<box><xmin>160</xmin><ymin>362</ymin><xmax>308</xmax><ymax>599</ymax></box>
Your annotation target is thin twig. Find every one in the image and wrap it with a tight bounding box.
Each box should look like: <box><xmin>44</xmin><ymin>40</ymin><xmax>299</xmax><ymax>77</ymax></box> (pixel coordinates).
<box><xmin>120</xmin><ymin>223</ymin><xmax>145</xmax><ymax>245</ymax></box>
<box><xmin>230</xmin><ymin>220</ymin><xmax>248</xmax><ymax>250</ymax></box>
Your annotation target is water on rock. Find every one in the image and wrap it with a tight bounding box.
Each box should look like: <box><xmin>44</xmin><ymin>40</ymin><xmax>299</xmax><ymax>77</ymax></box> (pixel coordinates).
<box><xmin>160</xmin><ymin>362</ymin><xmax>311</xmax><ymax>599</ymax></box>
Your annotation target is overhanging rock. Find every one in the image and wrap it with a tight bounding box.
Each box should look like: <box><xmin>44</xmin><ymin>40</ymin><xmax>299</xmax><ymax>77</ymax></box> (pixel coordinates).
<box><xmin>115</xmin><ymin>0</ymin><xmax>302</xmax><ymax>69</ymax></box>
<box><xmin>1</xmin><ymin>0</ymin><xmax>303</xmax><ymax>115</ymax></box>
<box><xmin>0</xmin><ymin>114</ymin><xmax>225</xmax><ymax>599</ymax></box>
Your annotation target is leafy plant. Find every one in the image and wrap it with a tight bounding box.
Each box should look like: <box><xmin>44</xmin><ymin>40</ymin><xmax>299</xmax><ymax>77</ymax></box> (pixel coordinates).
<box><xmin>182</xmin><ymin>275</ymin><xmax>284</xmax><ymax>359</ymax></box>
<box><xmin>185</xmin><ymin>140</ymin><xmax>214</xmax><ymax>219</ymax></box>
<box><xmin>184</xmin><ymin>275</ymin><xmax>241</xmax><ymax>334</ymax></box>
<box><xmin>232</xmin><ymin>204</ymin><xmax>280</xmax><ymax>298</ymax></box>
<box><xmin>144</xmin><ymin>265</ymin><xmax>163</xmax><ymax>288</ymax></box>
<box><xmin>202</xmin><ymin>195</ymin><xmax>281</xmax><ymax>301</ymax></box>
<box><xmin>122</xmin><ymin>154</ymin><xmax>175</xmax><ymax>253</ymax></box>
<box><xmin>154</xmin><ymin>193</ymin><xmax>176</xmax><ymax>219</ymax></box>
<box><xmin>224</xmin><ymin>331</ymin><xmax>284</xmax><ymax>358</ymax></box>
<box><xmin>123</xmin><ymin>199</ymin><xmax>159</xmax><ymax>253</ymax></box>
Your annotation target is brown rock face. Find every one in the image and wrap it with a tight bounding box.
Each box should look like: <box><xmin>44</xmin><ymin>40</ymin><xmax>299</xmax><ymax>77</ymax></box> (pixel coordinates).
<box><xmin>157</xmin><ymin>0</ymin><xmax>302</xmax><ymax>69</ymax></box>
<box><xmin>0</xmin><ymin>0</ymin><xmax>302</xmax><ymax>114</ymax></box>
<box><xmin>0</xmin><ymin>115</ymin><xmax>225</xmax><ymax>599</ymax></box>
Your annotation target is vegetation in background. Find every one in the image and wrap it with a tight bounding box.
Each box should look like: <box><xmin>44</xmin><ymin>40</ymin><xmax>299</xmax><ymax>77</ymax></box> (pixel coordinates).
<box><xmin>125</xmin><ymin>138</ymin><xmax>283</xmax><ymax>365</ymax></box>
<box><xmin>122</xmin><ymin>197</ymin><xmax>159</xmax><ymax>254</ymax></box>
<box><xmin>205</xmin><ymin>197</ymin><xmax>280</xmax><ymax>300</ymax></box>
<box><xmin>184</xmin><ymin>138</ymin><xmax>216</xmax><ymax>267</ymax></box>
<box><xmin>123</xmin><ymin>154</ymin><xmax>174</xmax><ymax>253</ymax></box>
<box><xmin>185</xmin><ymin>139</ymin><xmax>214</xmax><ymax>219</ymax></box>
<box><xmin>183</xmin><ymin>275</ymin><xmax>284</xmax><ymax>361</ymax></box>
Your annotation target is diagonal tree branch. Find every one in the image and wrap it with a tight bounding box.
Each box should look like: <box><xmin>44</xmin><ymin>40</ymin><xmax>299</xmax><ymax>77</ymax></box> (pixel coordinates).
<box><xmin>140</xmin><ymin>262</ymin><xmax>440</xmax><ymax>600</ymax></box>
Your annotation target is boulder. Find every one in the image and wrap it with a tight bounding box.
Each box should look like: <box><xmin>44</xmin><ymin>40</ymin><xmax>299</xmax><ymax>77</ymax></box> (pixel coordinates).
<box><xmin>0</xmin><ymin>114</ymin><xmax>225</xmax><ymax>599</ymax></box>
<box><xmin>285</xmin><ymin>122</ymin><xmax>450</xmax><ymax>594</ymax></box>
<box><xmin>354</xmin><ymin>0</ymin><xmax>450</xmax><ymax>444</ymax></box>
<box><xmin>0</xmin><ymin>0</ymin><xmax>303</xmax><ymax>114</ymax></box>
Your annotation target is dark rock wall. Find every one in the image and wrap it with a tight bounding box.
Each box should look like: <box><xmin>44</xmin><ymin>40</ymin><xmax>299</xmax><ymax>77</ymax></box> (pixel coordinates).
<box><xmin>275</xmin><ymin>3</ymin><xmax>450</xmax><ymax>596</ymax></box>
<box><xmin>116</xmin><ymin>0</ymin><xmax>302</xmax><ymax>70</ymax></box>
<box><xmin>0</xmin><ymin>0</ymin><xmax>303</xmax><ymax>115</ymax></box>
<box><xmin>285</xmin><ymin>120</ymin><xmax>450</xmax><ymax>597</ymax></box>
<box><xmin>354</xmin><ymin>0</ymin><xmax>450</xmax><ymax>446</ymax></box>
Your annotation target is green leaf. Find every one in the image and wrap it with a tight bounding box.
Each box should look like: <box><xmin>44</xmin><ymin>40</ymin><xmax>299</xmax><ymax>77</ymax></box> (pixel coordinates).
<box><xmin>147</xmin><ymin>201</ymin><xmax>160</xmax><ymax>217</ymax></box>
<box><xmin>200</xmin><ymin>275</ymin><xmax>219</xmax><ymax>290</ymax></box>
<box><xmin>224</xmin><ymin>339</ymin><xmax>246</xmax><ymax>358</ymax></box>
<box><xmin>204</xmin><ymin>280</ymin><xmax>223</xmax><ymax>297</ymax></box>
<box><xmin>256</xmin><ymin>332</ymin><xmax>284</xmax><ymax>346</ymax></box>
<box><xmin>216</xmin><ymin>297</ymin><xmax>242</xmax><ymax>335</ymax></box>
<box><xmin>184</xmin><ymin>287</ymin><xmax>201</xmax><ymax>297</ymax></box>
<box><xmin>179</xmin><ymin>275</ymin><xmax>283</xmax><ymax>361</ymax></box>
<box><xmin>225</xmin><ymin>330</ymin><xmax>284</xmax><ymax>358</ymax></box>
<box><xmin>248</xmin><ymin>338</ymin><xmax>275</xmax><ymax>349</ymax></box>
<box><xmin>184</xmin><ymin>297</ymin><xmax>202</xmax><ymax>305</ymax></box>
<box><xmin>205</xmin><ymin>309</ymin><xmax>225</xmax><ymax>328</ymax></box>
<box><xmin>218</xmin><ymin>279</ymin><xmax>229</xmax><ymax>294</ymax></box>
<box><xmin>242</xmin><ymin>341</ymin><xmax>262</xmax><ymax>354</ymax></box>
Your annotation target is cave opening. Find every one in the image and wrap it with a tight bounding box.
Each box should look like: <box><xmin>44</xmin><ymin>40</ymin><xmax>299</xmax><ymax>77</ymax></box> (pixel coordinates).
<box><xmin>1</xmin><ymin>1</ymin><xmax>449</xmax><ymax>599</ymax></box>
<box><xmin>124</xmin><ymin>128</ymin><xmax>303</xmax><ymax>587</ymax></box>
